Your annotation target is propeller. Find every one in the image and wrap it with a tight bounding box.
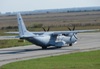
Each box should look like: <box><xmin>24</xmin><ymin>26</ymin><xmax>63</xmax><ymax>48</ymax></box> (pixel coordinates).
<box><xmin>42</xmin><ymin>26</ymin><xmax>50</xmax><ymax>32</ymax></box>
<box><xmin>42</xmin><ymin>27</ymin><xmax>46</xmax><ymax>31</ymax></box>
<box><xmin>67</xmin><ymin>25</ymin><xmax>75</xmax><ymax>31</ymax></box>
<box><xmin>67</xmin><ymin>25</ymin><xmax>77</xmax><ymax>41</ymax></box>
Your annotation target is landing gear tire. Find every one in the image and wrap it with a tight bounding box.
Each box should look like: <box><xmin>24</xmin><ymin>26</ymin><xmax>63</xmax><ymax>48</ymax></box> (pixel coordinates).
<box><xmin>69</xmin><ymin>44</ymin><xmax>72</xmax><ymax>46</ymax></box>
<box><xmin>42</xmin><ymin>46</ymin><xmax>47</xmax><ymax>49</ymax></box>
<box><xmin>56</xmin><ymin>46</ymin><xmax>62</xmax><ymax>48</ymax></box>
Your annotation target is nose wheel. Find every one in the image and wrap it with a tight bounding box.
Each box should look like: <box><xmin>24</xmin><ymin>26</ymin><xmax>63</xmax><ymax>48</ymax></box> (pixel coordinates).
<box><xmin>69</xmin><ymin>44</ymin><xmax>72</xmax><ymax>46</ymax></box>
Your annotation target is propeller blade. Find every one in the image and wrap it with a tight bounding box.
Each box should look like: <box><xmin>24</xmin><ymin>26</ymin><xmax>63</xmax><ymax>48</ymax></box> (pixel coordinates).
<box><xmin>42</xmin><ymin>27</ymin><xmax>46</xmax><ymax>31</ymax></box>
<box><xmin>72</xmin><ymin>25</ymin><xmax>75</xmax><ymax>31</ymax></box>
<box><xmin>73</xmin><ymin>34</ymin><xmax>78</xmax><ymax>39</ymax></box>
<box><xmin>47</xmin><ymin>26</ymin><xmax>50</xmax><ymax>31</ymax></box>
<box><xmin>67</xmin><ymin>25</ymin><xmax>76</xmax><ymax>31</ymax></box>
<box><xmin>67</xmin><ymin>25</ymin><xmax>77</xmax><ymax>41</ymax></box>
<box><xmin>42</xmin><ymin>26</ymin><xmax>50</xmax><ymax>32</ymax></box>
<box><xmin>67</xmin><ymin>27</ymin><xmax>71</xmax><ymax>31</ymax></box>
<box><xmin>70</xmin><ymin>33</ymin><xmax>77</xmax><ymax>41</ymax></box>
<box><xmin>70</xmin><ymin>36</ymin><xmax>72</xmax><ymax>41</ymax></box>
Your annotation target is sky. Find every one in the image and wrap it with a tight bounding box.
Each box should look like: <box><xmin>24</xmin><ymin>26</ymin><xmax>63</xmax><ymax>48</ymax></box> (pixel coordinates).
<box><xmin>0</xmin><ymin>0</ymin><xmax>100</xmax><ymax>13</ymax></box>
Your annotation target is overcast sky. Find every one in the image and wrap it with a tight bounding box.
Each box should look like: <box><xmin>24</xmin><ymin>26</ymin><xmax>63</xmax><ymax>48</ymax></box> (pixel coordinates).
<box><xmin>0</xmin><ymin>0</ymin><xmax>100</xmax><ymax>13</ymax></box>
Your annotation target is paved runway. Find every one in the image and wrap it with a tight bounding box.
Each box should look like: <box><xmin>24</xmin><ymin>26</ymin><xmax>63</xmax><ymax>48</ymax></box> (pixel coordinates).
<box><xmin>0</xmin><ymin>36</ymin><xmax>18</xmax><ymax>40</ymax></box>
<box><xmin>0</xmin><ymin>32</ymin><xmax>100</xmax><ymax>66</ymax></box>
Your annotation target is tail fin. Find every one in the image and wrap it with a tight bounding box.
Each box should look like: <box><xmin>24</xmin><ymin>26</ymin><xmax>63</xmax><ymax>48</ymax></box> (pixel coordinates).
<box><xmin>17</xmin><ymin>13</ymin><xmax>33</xmax><ymax>37</ymax></box>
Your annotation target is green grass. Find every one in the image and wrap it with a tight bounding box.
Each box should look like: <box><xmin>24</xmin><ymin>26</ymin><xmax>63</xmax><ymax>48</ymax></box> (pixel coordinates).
<box><xmin>1</xmin><ymin>50</ymin><xmax>100</xmax><ymax>69</ymax></box>
<box><xmin>0</xmin><ymin>39</ymin><xmax>32</xmax><ymax>48</ymax></box>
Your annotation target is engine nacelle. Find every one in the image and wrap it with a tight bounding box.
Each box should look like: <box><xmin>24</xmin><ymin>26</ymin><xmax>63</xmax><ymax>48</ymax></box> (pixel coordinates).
<box><xmin>68</xmin><ymin>33</ymin><xmax>74</xmax><ymax>36</ymax></box>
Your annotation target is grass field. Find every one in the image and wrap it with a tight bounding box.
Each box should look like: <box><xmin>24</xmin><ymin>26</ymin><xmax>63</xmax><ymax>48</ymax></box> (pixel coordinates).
<box><xmin>1</xmin><ymin>50</ymin><xmax>100</xmax><ymax>69</ymax></box>
<box><xmin>0</xmin><ymin>39</ymin><xmax>32</xmax><ymax>48</ymax></box>
<box><xmin>0</xmin><ymin>11</ymin><xmax>100</xmax><ymax>28</ymax></box>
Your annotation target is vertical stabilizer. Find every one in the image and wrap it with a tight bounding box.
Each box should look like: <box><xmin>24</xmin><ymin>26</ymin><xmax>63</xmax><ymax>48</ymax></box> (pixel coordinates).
<box><xmin>17</xmin><ymin>13</ymin><xmax>33</xmax><ymax>37</ymax></box>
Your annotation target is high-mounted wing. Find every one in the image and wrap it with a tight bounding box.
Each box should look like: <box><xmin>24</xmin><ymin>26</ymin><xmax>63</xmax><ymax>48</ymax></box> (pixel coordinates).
<box><xmin>5</xmin><ymin>29</ymin><xmax>99</xmax><ymax>35</ymax></box>
<box><xmin>50</xmin><ymin>29</ymin><xmax>100</xmax><ymax>36</ymax></box>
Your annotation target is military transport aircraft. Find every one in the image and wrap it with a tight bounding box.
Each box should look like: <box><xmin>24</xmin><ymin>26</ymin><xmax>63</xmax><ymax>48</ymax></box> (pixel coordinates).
<box><xmin>7</xmin><ymin>13</ymin><xmax>99</xmax><ymax>49</ymax></box>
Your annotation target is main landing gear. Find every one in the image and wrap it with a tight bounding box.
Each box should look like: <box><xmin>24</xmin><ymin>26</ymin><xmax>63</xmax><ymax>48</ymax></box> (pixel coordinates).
<box><xmin>69</xmin><ymin>44</ymin><xmax>72</xmax><ymax>46</ymax></box>
<box><xmin>56</xmin><ymin>46</ymin><xmax>62</xmax><ymax>48</ymax></box>
<box><xmin>42</xmin><ymin>46</ymin><xmax>47</xmax><ymax>49</ymax></box>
